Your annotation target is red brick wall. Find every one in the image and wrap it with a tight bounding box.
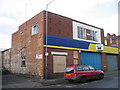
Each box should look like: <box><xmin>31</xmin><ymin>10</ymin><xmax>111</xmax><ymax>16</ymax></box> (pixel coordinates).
<box><xmin>46</xmin><ymin>12</ymin><xmax>73</xmax><ymax>39</ymax></box>
<box><xmin>86</xmin><ymin>29</ymin><xmax>90</xmax><ymax>40</ymax></box>
<box><xmin>101</xmin><ymin>29</ymin><xmax>105</xmax><ymax>44</ymax></box>
<box><xmin>11</xmin><ymin>12</ymin><xmax>45</xmax><ymax>78</ymax></box>
<box><xmin>101</xmin><ymin>53</ymin><xmax>107</xmax><ymax>71</ymax></box>
<box><xmin>45</xmin><ymin>48</ymin><xmax>74</xmax><ymax>78</ymax></box>
<box><xmin>0</xmin><ymin>52</ymin><xmax>2</xmax><ymax>67</ymax></box>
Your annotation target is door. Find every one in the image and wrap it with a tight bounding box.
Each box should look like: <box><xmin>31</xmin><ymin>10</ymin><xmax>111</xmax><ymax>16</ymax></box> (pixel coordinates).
<box><xmin>80</xmin><ymin>51</ymin><xmax>102</xmax><ymax>70</ymax></box>
<box><xmin>106</xmin><ymin>55</ymin><xmax>118</xmax><ymax>71</ymax></box>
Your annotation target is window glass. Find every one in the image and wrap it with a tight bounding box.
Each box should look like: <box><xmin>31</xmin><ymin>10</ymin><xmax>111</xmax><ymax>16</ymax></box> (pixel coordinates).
<box><xmin>21</xmin><ymin>56</ymin><xmax>26</xmax><ymax>67</ymax></box>
<box><xmin>83</xmin><ymin>66</ymin><xmax>89</xmax><ymax>71</ymax></box>
<box><xmin>76</xmin><ymin>67</ymin><xmax>83</xmax><ymax>71</ymax></box>
<box><xmin>90</xmin><ymin>30</ymin><xmax>97</xmax><ymax>41</ymax></box>
<box><xmin>77</xmin><ymin>26</ymin><xmax>86</xmax><ymax>39</ymax></box>
<box><xmin>32</xmin><ymin>24</ymin><xmax>38</xmax><ymax>35</ymax></box>
<box><xmin>64</xmin><ymin>67</ymin><xmax>74</xmax><ymax>73</ymax></box>
<box><xmin>89</xmin><ymin>66</ymin><xmax>95</xmax><ymax>70</ymax></box>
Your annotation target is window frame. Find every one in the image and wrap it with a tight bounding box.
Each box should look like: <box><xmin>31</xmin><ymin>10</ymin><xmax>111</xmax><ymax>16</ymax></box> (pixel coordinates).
<box><xmin>21</xmin><ymin>56</ymin><xmax>26</xmax><ymax>67</ymax></box>
<box><xmin>90</xmin><ymin>30</ymin><xmax>97</xmax><ymax>41</ymax></box>
<box><xmin>31</xmin><ymin>23</ymin><xmax>39</xmax><ymax>35</ymax></box>
<box><xmin>77</xmin><ymin>26</ymin><xmax>86</xmax><ymax>39</ymax></box>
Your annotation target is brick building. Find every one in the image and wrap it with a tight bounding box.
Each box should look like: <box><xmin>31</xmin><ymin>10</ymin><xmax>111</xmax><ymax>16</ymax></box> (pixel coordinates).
<box><xmin>0</xmin><ymin>51</ymin><xmax>2</xmax><ymax>67</ymax></box>
<box><xmin>105</xmin><ymin>33</ymin><xmax>120</xmax><ymax>70</ymax></box>
<box><xmin>11</xmin><ymin>11</ymin><xmax>119</xmax><ymax>79</ymax></box>
<box><xmin>0</xmin><ymin>49</ymin><xmax>11</xmax><ymax>71</ymax></box>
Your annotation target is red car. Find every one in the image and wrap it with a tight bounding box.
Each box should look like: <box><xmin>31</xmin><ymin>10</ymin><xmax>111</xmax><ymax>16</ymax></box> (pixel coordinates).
<box><xmin>64</xmin><ymin>65</ymin><xmax>104</xmax><ymax>83</ymax></box>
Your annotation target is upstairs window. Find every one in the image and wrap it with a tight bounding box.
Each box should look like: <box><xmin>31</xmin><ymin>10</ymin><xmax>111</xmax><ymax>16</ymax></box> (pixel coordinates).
<box><xmin>32</xmin><ymin>24</ymin><xmax>38</xmax><ymax>35</ymax></box>
<box><xmin>111</xmin><ymin>37</ymin><xmax>117</xmax><ymax>44</ymax></box>
<box><xmin>77</xmin><ymin>26</ymin><xmax>86</xmax><ymax>39</ymax></box>
<box><xmin>90</xmin><ymin>30</ymin><xmax>97</xmax><ymax>41</ymax></box>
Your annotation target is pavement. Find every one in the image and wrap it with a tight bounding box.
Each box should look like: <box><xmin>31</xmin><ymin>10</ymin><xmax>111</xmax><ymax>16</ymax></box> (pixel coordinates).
<box><xmin>31</xmin><ymin>78</ymin><xmax>67</xmax><ymax>86</ymax></box>
<box><xmin>2</xmin><ymin>73</ymin><xmax>67</xmax><ymax>88</ymax></box>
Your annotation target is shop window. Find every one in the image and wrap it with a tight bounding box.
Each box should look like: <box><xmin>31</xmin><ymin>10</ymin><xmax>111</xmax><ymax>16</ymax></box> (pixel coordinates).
<box><xmin>21</xmin><ymin>56</ymin><xmax>26</xmax><ymax>67</ymax></box>
<box><xmin>32</xmin><ymin>24</ymin><xmax>38</xmax><ymax>35</ymax></box>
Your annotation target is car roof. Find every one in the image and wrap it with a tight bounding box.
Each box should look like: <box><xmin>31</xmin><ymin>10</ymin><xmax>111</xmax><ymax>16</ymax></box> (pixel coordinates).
<box><xmin>67</xmin><ymin>65</ymin><xmax>90</xmax><ymax>67</ymax></box>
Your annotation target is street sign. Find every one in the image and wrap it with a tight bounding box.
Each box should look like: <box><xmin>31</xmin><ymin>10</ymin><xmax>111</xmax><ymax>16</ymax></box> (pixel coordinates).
<box><xmin>96</xmin><ymin>44</ymin><xmax>104</xmax><ymax>51</ymax></box>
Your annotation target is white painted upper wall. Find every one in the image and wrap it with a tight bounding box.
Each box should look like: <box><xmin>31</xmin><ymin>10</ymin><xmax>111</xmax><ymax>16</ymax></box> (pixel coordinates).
<box><xmin>72</xmin><ymin>21</ymin><xmax>101</xmax><ymax>43</ymax></box>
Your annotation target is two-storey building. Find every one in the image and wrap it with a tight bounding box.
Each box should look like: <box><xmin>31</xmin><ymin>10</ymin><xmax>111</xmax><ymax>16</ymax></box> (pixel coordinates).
<box><xmin>11</xmin><ymin>11</ymin><xmax>118</xmax><ymax>79</ymax></box>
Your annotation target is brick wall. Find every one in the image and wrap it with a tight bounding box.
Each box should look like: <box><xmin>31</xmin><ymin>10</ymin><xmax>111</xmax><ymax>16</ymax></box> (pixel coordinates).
<box><xmin>46</xmin><ymin>12</ymin><xmax>73</xmax><ymax>39</ymax></box>
<box><xmin>2</xmin><ymin>49</ymin><xmax>11</xmax><ymax>70</ymax></box>
<box><xmin>0</xmin><ymin>52</ymin><xmax>2</xmax><ymax>67</ymax></box>
<box><xmin>101</xmin><ymin>53</ymin><xmax>107</xmax><ymax>71</ymax></box>
<box><xmin>11</xmin><ymin>11</ymin><xmax>45</xmax><ymax>78</ymax></box>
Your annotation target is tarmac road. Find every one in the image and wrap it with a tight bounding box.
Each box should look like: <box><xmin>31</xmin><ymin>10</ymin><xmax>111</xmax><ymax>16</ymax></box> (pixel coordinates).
<box><xmin>2</xmin><ymin>70</ymin><xmax>120</xmax><ymax>89</ymax></box>
<box><xmin>39</xmin><ymin>70</ymin><xmax>119</xmax><ymax>88</ymax></box>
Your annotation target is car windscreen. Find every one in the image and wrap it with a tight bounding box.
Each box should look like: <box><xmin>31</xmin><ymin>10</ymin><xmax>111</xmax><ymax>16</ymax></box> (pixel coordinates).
<box><xmin>64</xmin><ymin>67</ymin><xmax>74</xmax><ymax>73</ymax></box>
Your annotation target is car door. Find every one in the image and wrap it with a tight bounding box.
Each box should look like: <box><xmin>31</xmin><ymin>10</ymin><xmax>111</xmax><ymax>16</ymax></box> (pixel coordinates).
<box><xmin>82</xmin><ymin>66</ymin><xmax>93</xmax><ymax>79</ymax></box>
<box><xmin>88</xmin><ymin>66</ymin><xmax>98</xmax><ymax>79</ymax></box>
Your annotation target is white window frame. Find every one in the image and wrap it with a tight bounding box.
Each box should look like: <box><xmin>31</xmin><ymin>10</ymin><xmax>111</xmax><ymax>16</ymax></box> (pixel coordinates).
<box><xmin>32</xmin><ymin>23</ymin><xmax>39</xmax><ymax>35</ymax></box>
<box><xmin>72</xmin><ymin>21</ymin><xmax>101</xmax><ymax>43</ymax></box>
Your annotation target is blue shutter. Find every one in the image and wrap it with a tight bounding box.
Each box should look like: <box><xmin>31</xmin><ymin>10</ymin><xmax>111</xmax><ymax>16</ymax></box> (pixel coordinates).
<box><xmin>80</xmin><ymin>52</ymin><xmax>102</xmax><ymax>70</ymax></box>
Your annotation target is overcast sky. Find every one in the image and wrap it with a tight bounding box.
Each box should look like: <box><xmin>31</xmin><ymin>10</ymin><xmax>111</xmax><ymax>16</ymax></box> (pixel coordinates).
<box><xmin>0</xmin><ymin>0</ymin><xmax>119</xmax><ymax>49</ymax></box>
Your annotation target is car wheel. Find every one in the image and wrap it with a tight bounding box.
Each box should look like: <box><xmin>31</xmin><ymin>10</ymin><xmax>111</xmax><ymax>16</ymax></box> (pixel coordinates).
<box><xmin>80</xmin><ymin>76</ymin><xmax>86</xmax><ymax>83</ymax></box>
<box><xmin>99</xmin><ymin>74</ymin><xmax>104</xmax><ymax>79</ymax></box>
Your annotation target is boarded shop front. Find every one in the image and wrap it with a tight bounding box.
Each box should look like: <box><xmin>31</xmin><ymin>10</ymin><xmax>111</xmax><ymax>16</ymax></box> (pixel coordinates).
<box><xmin>53</xmin><ymin>55</ymin><xmax>66</xmax><ymax>73</ymax></box>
